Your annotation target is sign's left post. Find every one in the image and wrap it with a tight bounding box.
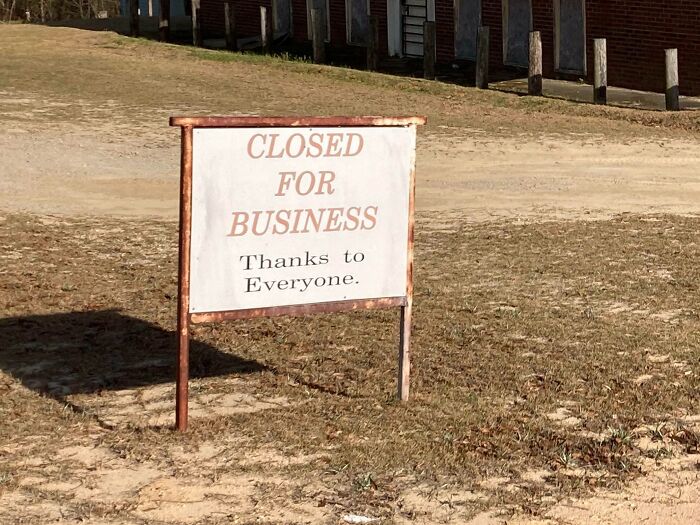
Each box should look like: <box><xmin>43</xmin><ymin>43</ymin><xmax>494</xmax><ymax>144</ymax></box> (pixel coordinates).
<box><xmin>176</xmin><ymin>125</ymin><xmax>194</xmax><ymax>432</ymax></box>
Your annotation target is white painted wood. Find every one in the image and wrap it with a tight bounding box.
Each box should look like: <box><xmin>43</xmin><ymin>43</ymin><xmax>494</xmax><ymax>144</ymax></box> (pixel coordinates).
<box><xmin>189</xmin><ymin>126</ymin><xmax>416</xmax><ymax>313</ymax></box>
<box><xmin>387</xmin><ymin>0</ymin><xmax>402</xmax><ymax>56</ymax></box>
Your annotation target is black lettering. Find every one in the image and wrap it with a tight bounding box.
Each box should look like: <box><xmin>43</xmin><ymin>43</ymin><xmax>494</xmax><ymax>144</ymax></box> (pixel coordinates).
<box><xmin>245</xmin><ymin>277</ymin><xmax>261</xmax><ymax>292</ymax></box>
<box><xmin>239</xmin><ymin>254</ymin><xmax>257</xmax><ymax>270</ymax></box>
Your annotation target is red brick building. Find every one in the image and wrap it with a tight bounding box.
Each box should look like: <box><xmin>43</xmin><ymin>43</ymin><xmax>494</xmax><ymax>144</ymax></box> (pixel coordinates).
<box><xmin>201</xmin><ymin>0</ymin><xmax>700</xmax><ymax>95</ymax></box>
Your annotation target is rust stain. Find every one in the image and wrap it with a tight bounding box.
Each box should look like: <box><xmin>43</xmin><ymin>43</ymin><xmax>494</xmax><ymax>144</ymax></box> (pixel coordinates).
<box><xmin>176</xmin><ymin>125</ymin><xmax>193</xmax><ymax>432</ymax></box>
<box><xmin>171</xmin><ymin>115</ymin><xmax>425</xmax><ymax>429</ymax></box>
<box><xmin>190</xmin><ymin>297</ymin><xmax>406</xmax><ymax>324</ymax></box>
<box><xmin>170</xmin><ymin>115</ymin><xmax>427</xmax><ymax>128</ymax></box>
<box><xmin>398</xmin><ymin>125</ymin><xmax>417</xmax><ymax>402</ymax></box>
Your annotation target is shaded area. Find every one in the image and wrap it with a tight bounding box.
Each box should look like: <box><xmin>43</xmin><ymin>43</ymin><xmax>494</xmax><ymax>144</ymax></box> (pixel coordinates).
<box><xmin>41</xmin><ymin>16</ymin><xmax>523</xmax><ymax>85</ymax></box>
<box><xmin>46</xmin><ymin>16</ymin><xmax>194</xmax><ymax>42</ymax></box>
<box><xmin>493</xmin><ymin>77</ymin><xmax>700</xmax><ymax>111</ymax></box>
<box><xmin>0</xmin><ymin>309</ymin><xmax>266</xmax><ymax>399</ymax></box>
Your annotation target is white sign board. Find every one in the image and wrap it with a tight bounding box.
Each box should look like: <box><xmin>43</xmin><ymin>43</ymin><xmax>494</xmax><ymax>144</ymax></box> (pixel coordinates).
<box><xmin>189</xmin><ymin>126</ymin><xmax>416</xmax><ymax>314</ymax></box>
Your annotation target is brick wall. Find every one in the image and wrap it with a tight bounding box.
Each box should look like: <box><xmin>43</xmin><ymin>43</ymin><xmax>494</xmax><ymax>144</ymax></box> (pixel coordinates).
<box><xmin>200</xmin><ymin>0</ymin><xmax>364</xmax><ymax>51</ymax></box>
<box><xmin>201</xmin><ymin>0</ymin><xmax>700</xmax><ymax>94</ymax></box>
<box><xmin>199</xmin><ymin>0</ymin><xmax>273</xmax><ymax>37</ymax></box>
<box><xmin>435</xmin><ymin>0</ymin><xmax>452</xmax><ymax>61</ymax></box>
<box><xmin>481</xmin><ymin>0</ymin><xmax>501</xmax><ymax>71</ymax></box>
<box><xmin>485</xmin><ymin>0</ymin><xmax>700</xmax><ymax>94</ymax></box>
<box><xmin>584</xmin><ymin>0</ymin><xmax>700</xmax><ymax>94</ymax></box>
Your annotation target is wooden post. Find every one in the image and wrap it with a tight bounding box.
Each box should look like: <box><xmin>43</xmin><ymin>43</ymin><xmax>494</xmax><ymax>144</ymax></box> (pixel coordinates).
<box><xmin>224</xmin><ymin>2</ymin><xmax>237</xmax><ymax>51</ymax></box>
<box><xmin>528</xmin><ymin>31</ymin><xmax>542</xmax><ymax>96</ymax></box>
<box><xmin>665</xmin><ymin>48</ymin><xmax>680</xmax><ymax>111</ymax></box>
<box><xmin>593</xmin><ymin>38</ymin><xmax>607</xmax><ymax>104</ymax></box>
<box><xmin>195</xmin><ymin>7</ymin><xmax>203</xmax><ymax>46</ymax></box>
<box><xmin>129</xmin><ymin>0</ymin><xmax>139</xmax><ymax>37</ymax></box>
<box><xmin>261</xmin><ymin>6</ymin><xmax>272</xmax><ymax>54</ymax></box>
<box><xmin>475</xmin><ymin>26</ymin><xmax>489</xmax><ymax>89</ymax></box>
<box><xmin>176</xmin><ymin>125</ymin><xmax>193</xmax><ymax>433</ymax></box>
<box><xmin>191</xmin><ymin>0</ymin><xmax>202</xmax><ymax>46</ymax></box>
<box><xmin>423</xmin><ymin>21</ymin><xmax>436</xmax><ymax>80</ymax></box>
<box><xmin>159</xmin><ymin>0</ymin><xmax>170</xmax><ymax>42</ymax></box>
<box><xmin>311</xmin><ymin>7</ymin><xmax>325</xmax><ymax>64</ymax></box>
<box><xmin>367</xmin><ymin>15</ymin><xmax>379</xmax><ymax>71</ymax></box>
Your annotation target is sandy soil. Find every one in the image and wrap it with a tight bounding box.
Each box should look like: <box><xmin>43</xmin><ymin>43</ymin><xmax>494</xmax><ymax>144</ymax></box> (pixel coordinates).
<box><xmin>2</xmin><ymin>25</ymin><xmax>700</xmax><ymax>525</ymax></box>
<box><xmin>4</xmin><ymin>126</ymin><xmax>700</xmax><ymax>221</ymax></box>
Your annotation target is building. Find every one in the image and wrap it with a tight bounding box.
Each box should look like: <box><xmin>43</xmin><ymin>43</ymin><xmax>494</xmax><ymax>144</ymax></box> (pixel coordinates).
<box><xmin>200</xmin><ymin>0</ymin><xmax>700</xmax><ymax>95</ymax></box>
<box><xmin>120</xmin><ymin>0</ymin><xmax>187</xmax><ymax>18</ymax></box>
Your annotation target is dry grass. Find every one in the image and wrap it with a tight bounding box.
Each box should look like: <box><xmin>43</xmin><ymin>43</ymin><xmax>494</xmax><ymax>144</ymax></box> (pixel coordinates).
<box><xmin>2</xmin><ymin>25</ymin><xmax>700</xmax><ymax>143</ymax></box>
<box><xmin>3</xmin><ymin>23</ymin><xmax>700</xmax><ymax>523</ymax></box>
<box><xmin>2</xmin><ymin>211</ymin><xmax>700</xmax><ymax>522</ymax></box>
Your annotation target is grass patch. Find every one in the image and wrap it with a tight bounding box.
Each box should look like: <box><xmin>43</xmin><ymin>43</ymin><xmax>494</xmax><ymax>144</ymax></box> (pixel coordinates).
<box><xmin>2</xmin><ymin>212</ymin><xmax>700</xmax><ymax>519</ymax></box>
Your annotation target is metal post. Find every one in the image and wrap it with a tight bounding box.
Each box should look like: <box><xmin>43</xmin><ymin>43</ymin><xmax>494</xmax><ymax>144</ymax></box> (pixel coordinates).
<box><xmin>176</xmin><ymin>126</ymin><xmax>193</xmax><ymax>432</ymax></box>
<box><xmin>528</xmin><ymin>31</ymin><xmax>542</xmax><ymax>96</ymax></box>
<box><xmin>423</xmin><ymin>21</ymin><xmax>436</xmax><ymax>80</ymax></box>
<box><xmin>665</xmin><ymin>48</ymin><xmax>680</xmax><ymax>111</ymax></box>
<box><xmin>398</xmin><ymin>135</ymin><xmax>416</xmax><ymax>402</ymax></box>
<box><xmin>476</xmin><ymin>25</ymin><xmax>489</xmax><ymax>89</ymax></box>
<box><xmin>593</xmin><ymin>38</ymin><xmax>607</xmax><ymax>104</ymax></box>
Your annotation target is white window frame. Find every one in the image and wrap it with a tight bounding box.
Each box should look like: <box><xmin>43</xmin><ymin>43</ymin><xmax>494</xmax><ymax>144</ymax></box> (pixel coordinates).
<box><xmin>386</xmin><ymin>0</ymin><xmax>434</xmax><ymax>57</ymax></box>
<box><xmin>554</xmin><ymin>0</ymin><xmax>587</xmax><ymax>75</ymax></box>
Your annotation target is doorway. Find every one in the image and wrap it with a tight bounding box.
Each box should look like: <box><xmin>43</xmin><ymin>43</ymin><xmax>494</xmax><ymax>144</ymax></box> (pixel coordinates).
<box><xmin>306</xmin><ymin>0</ymin><xmax>330</xmax><ymax>41</ymax></box>
<box><xmin>402</xmin><ymin>0</ymin><xmax>429</xmax><ymax>57</ymax></box>
<box><xmin>555</xmin><ymin>0</ymin><xmax>586</xmax><ymax>74</ymax></box>
<box><xmin>502</xmin><ymin>0</ymin><xmax>531</xmax><ymax>68</ymax></box>
<box><xmin>454</xmin><ymin>0</ymin><xmax>480</xmax><ymax>60</ymax></box>
<box><xmin>346</xmin><ymin>0</ymin><xmax>370</xmax><ymax>45</ymax></box>
<box><xmin>273</xmin><ymin>0</ymin><xmax>292</xmax><ymax>36</ymax></box>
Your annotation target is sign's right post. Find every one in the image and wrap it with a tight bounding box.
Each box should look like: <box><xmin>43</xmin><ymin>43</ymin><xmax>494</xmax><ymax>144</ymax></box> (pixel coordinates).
<box><xmin>398</xmin><ymin>139</ymin><xmax>416</xmax><ymax>401</ymax></box>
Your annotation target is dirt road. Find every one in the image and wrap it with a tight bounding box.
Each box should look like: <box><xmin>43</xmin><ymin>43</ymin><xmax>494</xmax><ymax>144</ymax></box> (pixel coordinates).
<box><xmin>2</xmin><ymin>26</ymin><xmax>700</xmax><ymax>221</ymax></box>
<box><xmin>2</xmin><ymin>25</ymin><xmax>700</xmax><ymax>525</ymax></box>
<box><xmin>5</xmin><ymin>122</ymin><xmax>700</xmax><ymax>221</ymax></box>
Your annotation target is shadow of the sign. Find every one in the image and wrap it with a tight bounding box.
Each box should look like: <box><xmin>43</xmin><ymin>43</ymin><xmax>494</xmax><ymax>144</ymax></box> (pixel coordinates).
<box><xmin>0</xmin><ymin>309</ymin><xmax>265</xmax><ymax>402</ymax></box>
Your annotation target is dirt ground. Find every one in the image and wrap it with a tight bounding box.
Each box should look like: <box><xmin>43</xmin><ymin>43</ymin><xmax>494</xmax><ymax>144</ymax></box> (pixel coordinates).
<box><xmin>2</xmin><ymin>25</ymin><xmax>700</xmax><ymax>525</ymax></box>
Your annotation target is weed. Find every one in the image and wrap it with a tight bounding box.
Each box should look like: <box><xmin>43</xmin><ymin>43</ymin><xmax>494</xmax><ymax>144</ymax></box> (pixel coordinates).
<box><xmin>354</xmin><ymin>473</ymin><xmax>378</xmax><ymax>492</ymax></box>
<box><xmin>650</xmin><ymin>423</ymin><xmax>666</xmax><ymax>441</ymax></box>
<box><xmin>608</xmin><ymin>426</ymin><xmax>632</xmax><ymax>445</ymax></box>
<box><xmin>558</xmin><ymin>449</ymin><xmax>574</xmax><ymax>468</ymax></box>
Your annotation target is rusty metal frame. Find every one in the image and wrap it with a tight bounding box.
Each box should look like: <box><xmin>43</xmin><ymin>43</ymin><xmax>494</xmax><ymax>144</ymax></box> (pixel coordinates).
<box><xmin>170</xmin><ymin>115</ymin><xmax>425</xmax><ymax>432</ymax></box>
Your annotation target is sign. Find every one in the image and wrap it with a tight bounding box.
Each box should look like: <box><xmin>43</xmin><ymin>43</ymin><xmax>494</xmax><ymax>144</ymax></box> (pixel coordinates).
<box><xmin>189</xmin><ymin>126</ymin><xmax>415</xmax><ymax>313</ymax></box>
<box><xmin>170</xmin><ymin>116</ymin><xmax>425</xmax><ymax>431</ymax></box>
